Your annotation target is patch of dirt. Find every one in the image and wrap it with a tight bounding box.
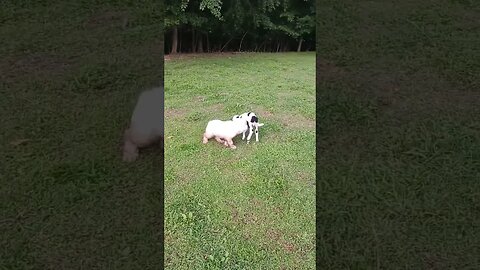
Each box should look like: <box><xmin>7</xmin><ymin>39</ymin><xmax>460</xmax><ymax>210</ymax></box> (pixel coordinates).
<box><xmin>354</xmin><ymin>70</ymin><xmax>480</xmax><ymax>117</ymax></box>
<box><xmin>249</xmin><ymin>106</ymin><xmax>314</xmax><ymax>129</ymax></box>
<box><xmin>164</xmin><ymin>108</ymin><xmax>188</xmax><ymax>119</ymax></box>
<box><xmin>204</xmin><ymin>103</ymin><xmax>225</xmax><ymax>113</ymax></box>
<box><xmin>253</xmin><ymin>107</ymin><xmax>274</xmax><ymax>117</ymax></box>
<box><xmin>164</xmin><ymin>52</ymin><xmax>247</xmax><ymax>61</ymax></box>
<box><xmin>316</xmin><ymin>58</ymin><xmax>346</xmax><ymax>81</ymax></box>
<box><xmin>295</xmin><ymin>171</ymin><xmax>315</xmax><ymax>184</ymax></box>
<box><xmin>318</xmin><ymin>57</ymin><xmax>480</xmax><ymax>119</ymax></box>
<box><xmin>277</xmin><ymin>113</ymin><xmax>315</xmax><ymax>129</ymax></box>
<box><xmin>193</xmin><ymin>95</ymin><xmax>207</xmax><ymax>102</ymax></box>
<box><xmin>1</xmin><ymin>53</ymin><xmax>72</xmax><ymax>83</ymax></box>
<box><xmin>423</xmin><ymin>253</ymin><xmax>448</xmax><ymax>270</ymax></box>
<box><xmin>266</xmin><ymin>228</ymin><xmax>298</xmax><ymax>254</ymax></box>
<box><xmin>230</xmin><ymin>208</ymin><xmax>259</xmax><ymax>225</ymax></box>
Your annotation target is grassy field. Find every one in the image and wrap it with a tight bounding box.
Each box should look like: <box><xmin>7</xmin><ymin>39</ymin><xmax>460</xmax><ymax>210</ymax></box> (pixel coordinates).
<box><xmin>164</xmin><ymin>52</ymin><xmax>316</xmax><ymax>269</ymax></box>
<box><xmin>317</xmin><ymin>0</ymin><xmax>480</xmax><ymax>268</ymax></box>
<box><xmin>1</xmin><ymin>1</ymin><xmax>163</xmax><ymax>268</ymax></box>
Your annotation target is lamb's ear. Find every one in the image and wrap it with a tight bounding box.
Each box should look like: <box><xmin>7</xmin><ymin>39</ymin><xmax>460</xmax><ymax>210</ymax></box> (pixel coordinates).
<box><xmin>257</xmin><ymin>123</ymin><xmax>265</xmax><ymax>127</ymax></box>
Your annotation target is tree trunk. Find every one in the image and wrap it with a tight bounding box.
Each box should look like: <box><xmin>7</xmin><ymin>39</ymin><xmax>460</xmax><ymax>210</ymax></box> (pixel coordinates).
<box><xmin>206</xmin><ymin>32</ymin><xmax>210</xmax><ymax>52</ymax></box>
<box><xmin>220</xmin><ymin>37</ymin><xmax>234</xmax><ymax>52</ymax></box>
<box><xmin>178</xmin><ymin>35</ymin><xmax>182</xmax><ymax>53</ymax></box>
<box><xmin>197</xmin><ymin>33</ymin><xmax>203</xmax><ymax>53</ymax></box>
<box><xmin>191</xmin><ymin>28</ymin><xmax>196</xmax><ymax>53</ymax></box>
<box><xmin>238</xmin><ymin>31</ymin><xmax>247</xmax><ymax>52</ymax></box>
<box><xmin>297</xmin><ymin>38</ymin><xmax>303</xmax><ymax>52</ymax></box>
<box><xmin>171</xmin><ymin>26</ymin><xmax>178</xmax><ymax>54</ymax></box>
<box><xmin>276</xmin><ymin>41</ymin><xmax>280</xmax><ymax>52</ymax></box>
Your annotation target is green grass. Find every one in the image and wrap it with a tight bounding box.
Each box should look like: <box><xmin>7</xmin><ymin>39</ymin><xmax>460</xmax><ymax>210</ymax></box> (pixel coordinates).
<box><xmin>1</xmin><ymin>1</ymin><xmax>163</xmax><ymax>268</ymax></box>
<box><xmin>164</xmin><ymin>53</ymin><xmax>316</xmax><ymax>269</ymax></box>
<box><xmin>317</xmin><ymin>0</ymin><xmax>480</xmax><ymax>268</ymax></box>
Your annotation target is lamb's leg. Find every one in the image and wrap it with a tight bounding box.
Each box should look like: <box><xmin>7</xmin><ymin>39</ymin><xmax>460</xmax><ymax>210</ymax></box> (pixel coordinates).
<box><xmin>214</xmin><ymin>136</ymin><xmax>228</xmax><ymax>147</ymax></box>
<box><xmin>123</xmin><ymin>129</ymin><xmax>139</xmax><ymax>162</ymax></box>
<box><xmin>246</xmin><ymin>125</ymin><xmax>254</xmax><ymax>144</ymax></box>
<box><xmin>255</xmin><ymin>126</ymin><xmax>259</xmax><ymax>142</ymax></box>
<box><xmin>226</xmin><ymin>138</ymin><xmax>236</xmax><ymax>149</ymax></box>
<box><xmin>203</xmin><ymin>133</ymin><xmax>211</xmax><ymax>144</ymax></box>
<box><xmin>242</xmin><ymin>131</ymin><xmax>246</xmax><ymax>140</ymax></box>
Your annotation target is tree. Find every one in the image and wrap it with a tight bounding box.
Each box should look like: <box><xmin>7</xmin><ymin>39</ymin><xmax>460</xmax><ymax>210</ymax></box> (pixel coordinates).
<box><xmin>164</xmin><ymin>0</ymin><xmax>315</xmax><ymax>54</ymax></box>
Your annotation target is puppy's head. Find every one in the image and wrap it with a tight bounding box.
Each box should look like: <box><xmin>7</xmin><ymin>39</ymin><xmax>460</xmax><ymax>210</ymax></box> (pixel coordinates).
<box><xmin>234</xmin><ymin>112</ymin><xmax>262</xmax><ymax>126</ymax></box>
<box><xmin>244</xmin><ymin>112</ymin><xmax>259</xmax><ymax>125</ymax></box>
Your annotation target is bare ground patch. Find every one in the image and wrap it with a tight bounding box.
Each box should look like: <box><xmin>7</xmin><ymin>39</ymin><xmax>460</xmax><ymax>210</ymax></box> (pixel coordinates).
<box><xmin>354</xmin><ymin>70</ymin><xmax>480</xmax><ymax>117</ymax></box>
<box><xmin>165</xmin><ymin>108</ymin><xmax>188</xmax><ymax>120</ymax></box>
<box><xmin>165</xmin><ymin>52</ymin><xmax>251</xmax><ymax>61</ymax></box>
<box><xmin>317</xmin><ymin>57</ymin><xmax>480</xmax><ymax>119</ymax></box>
<box><xmin>316</xmin><ymin>58</ymin><xmax>347</xmax><ymax>81</ymax></box>
<box><xmin>252</xmin><ymin>107</ymin><xmax>274</xmax><ymax>118</ymax></box>
<box><xmin>250</xmin><ymin>106</ymin><xmax>314</xmax><ymax>130</ymax></box>
<box><xmin>276</xmin><ymin>113</ymin><xmax>315</xmax><ymax>129</ymax></box>
<box><xmin>1</xmin><ymin>53</ymin><xmax>72</xmax><ymax>83</ymax></box>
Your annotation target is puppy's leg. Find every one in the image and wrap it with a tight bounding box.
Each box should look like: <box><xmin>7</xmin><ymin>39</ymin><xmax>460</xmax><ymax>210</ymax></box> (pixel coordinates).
<box><xmin>226</xmin><ymin>138</ymin><xmax>236</xmax><ymax>149</ymax></box>
<box><xmin>246</xmin><ymin>125</ymin><xmax>254</xmax><ymax>144</ymax></box>
<box><xmin>123</xmin><ymin>129</ymin><xmax>139</xmax><ymax>162</ymax></box>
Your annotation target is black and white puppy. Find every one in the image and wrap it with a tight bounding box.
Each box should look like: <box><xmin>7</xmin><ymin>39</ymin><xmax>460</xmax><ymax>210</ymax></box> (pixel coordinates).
<box><xmin>232</xmin><ymin>112</ymin><xmax>265</xmax><ymax>143</ymax></box>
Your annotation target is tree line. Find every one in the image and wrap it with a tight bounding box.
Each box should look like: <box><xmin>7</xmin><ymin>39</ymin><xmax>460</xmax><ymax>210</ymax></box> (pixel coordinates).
<box><xmin>165</xmin><ymin>0</ymin><xmax>315</xmax><ymax>54</ymax></box>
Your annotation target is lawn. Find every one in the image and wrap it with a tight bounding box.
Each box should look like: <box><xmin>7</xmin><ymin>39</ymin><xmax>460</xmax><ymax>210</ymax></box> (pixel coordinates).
<box><xmin>317</xmin><ymin>0</ymin><xmax>480</xmax><ymax>268</ymax></box>
<box><xmin>1</xmin><ymin>1</ymin><xmax>163</xmax><ymax>268</ymax></box>
<box><xmin>164</xmin><ymin>52</ymin><xmax>316</xmax><ymax>269</ymax></box>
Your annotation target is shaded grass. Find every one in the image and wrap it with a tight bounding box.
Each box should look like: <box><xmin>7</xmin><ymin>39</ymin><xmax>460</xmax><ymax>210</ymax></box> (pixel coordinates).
<box><xmin>317</xmin><ymin>0</ymin><xmax>480</xmax><ymax>268</ymax></box>
<box><xmin>164</xmin><ymin>53</ymin><xmax>316</xmax><ymax>269</ymax></box>
<box><xmin>0</xmin><ymin>1</ymin><xmax>163</xmax><ymax>268</ymax></box>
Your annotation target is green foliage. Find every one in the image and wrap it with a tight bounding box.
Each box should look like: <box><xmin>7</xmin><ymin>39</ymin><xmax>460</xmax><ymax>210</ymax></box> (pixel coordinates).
<box><xmin>199</xmin><ymin>0</ymin><xmax>223</xmax><ymax>19</ymax></box>
<box><xmin>165</xmin><ymin>0</ymin><xmax>315</xmax><ymax>53</ymax></box>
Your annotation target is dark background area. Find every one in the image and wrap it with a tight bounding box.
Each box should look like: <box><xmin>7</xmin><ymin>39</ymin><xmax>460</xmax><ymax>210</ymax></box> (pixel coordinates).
<box><xmin>317</xmin><ymin>0</ymin><xmax>480</xmax><ymax>268</ymax></box>
<box><xmin>1</xmin><ymin>0</ymin><xmax>163</xmax><ymax>268</ymax></box>
<box><xmin>164</xmin><ymin>0</ymin><xmax>315</xmax><ymax>54</ymax></box>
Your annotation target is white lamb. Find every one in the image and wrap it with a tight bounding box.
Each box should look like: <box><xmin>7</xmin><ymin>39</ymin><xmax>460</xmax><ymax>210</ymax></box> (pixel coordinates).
<box><xmin>202</xmin><ymin>117</ymin><xmax>248</xmax><ymax>149</ymax></box>
<box><xmin>123</xmin><ymin>86</ymin><xmax>164</xmax><ymax>162</ymax></box>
